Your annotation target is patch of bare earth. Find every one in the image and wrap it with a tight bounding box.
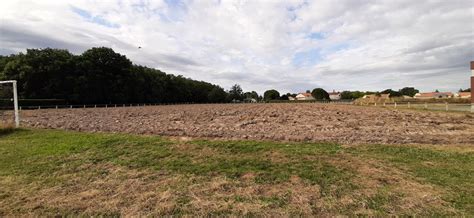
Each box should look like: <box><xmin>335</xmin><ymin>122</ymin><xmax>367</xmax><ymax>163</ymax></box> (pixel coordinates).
<box><xmin>21</xmin><ymin>103</ymin><xmax>474</xmax><ymax>145</ymax></box>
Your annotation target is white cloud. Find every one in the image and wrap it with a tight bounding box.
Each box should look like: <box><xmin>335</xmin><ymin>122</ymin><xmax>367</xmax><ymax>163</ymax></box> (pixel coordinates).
<box><xmin>1</xmin><ymin>0</ymin><xmax>473</xmax><ymax>94</ymax></box>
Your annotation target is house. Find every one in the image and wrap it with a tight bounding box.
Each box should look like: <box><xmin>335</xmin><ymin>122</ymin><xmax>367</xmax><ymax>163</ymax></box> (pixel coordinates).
<box><xmin>288</xmin><ymin>96</ymin><xmax>296</xmax><ymax>101</ymax></box>
<box><xmin>454</xmin><ymin>92</ymin><xmax>471</xmax><ymax>99</ymax></box>
<box><xmin>328</xmin><ymin>90</ymin><xmax>341</xmax><ymax>100</ymax></box>
<box><xmin>414</xmin><ymin>92</ymin><xmax>453</xmax><ymax>99</ymax></box>
<box><xmin>295</xmin><ymin>93</ymin><xmax>315</xmax><ymax>100</ymax></box>
<box><xmin>243</xmin><ymin>98</ymin><xmax>257</xmax><ymax>103</ymax></box>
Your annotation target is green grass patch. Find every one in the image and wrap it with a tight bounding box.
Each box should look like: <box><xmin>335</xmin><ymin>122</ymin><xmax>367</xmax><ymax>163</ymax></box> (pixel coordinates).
<box><xmin>349</xmin><ymin>144</ymin><xmax>474</xmax><ymax>214</ymax></box>
<box><xmin>0</xmin><ymin>128</ymin><xmax>472</xmax><ymax>215</ymax></box>
<box><xmin>0</xmin><ymin>129</ymin><xmax>353</xmax><ymax>196</ymax></box>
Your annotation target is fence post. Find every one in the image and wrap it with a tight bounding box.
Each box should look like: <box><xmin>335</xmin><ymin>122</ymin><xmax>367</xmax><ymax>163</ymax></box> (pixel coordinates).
<box><xmin>38</xmin><ymin>106</ymin><xmax>41</xmax><ymax>110</ymax></box>
<box><xmin>394</xmin><ymin>102</ymin><xmax>397</xmax><ymax>108</ymax></box>
<box><xmin>70</xmin><ymin>105</ymin><xmax>72</xmax><ymax>109</ymax></box>
<box><xmin>115</xmin><ymin>104</ymin><xmax>117</xmax><ymax>107</ymax></box>
<box><xmin>56</xmin><ymin>105</ymin><xmax>58</xmax><ymax>109</ymax></box>
<box><xmin>383</xmin><ymin>102</ymin><xmax>386</xmax><ymax>107</ymax></box>
<box><xmin>408</xmin><ymin>102</ymin><xmax>411</xmax><ymax>108</ymax></box>
<box><xmin>84</xmin><ymin>105</ymin><xmax>86</xmax><ymax>108</ymax></box>
<box><xmin>94</xmin><ymin>105</ymin><xmax>97</xmax><ymax>108</ymax></box>
<box><xmin>424</xmin><ymin>102</ymin><xmax>427</xmax><ymax>110</ymax></box>
<box><xmin>445</xmin><ymin>102</ymin><xmax>448</xmax><ymax>111</ymax></box>
<box><xmin>374</xmin><ymin>102</ymin><xmax>377</xmax><ymax>106</ymax></box>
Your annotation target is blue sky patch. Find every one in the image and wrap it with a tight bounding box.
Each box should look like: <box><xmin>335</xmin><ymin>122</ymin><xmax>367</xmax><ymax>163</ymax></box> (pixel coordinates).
<box><xmin>307</xmin><ymin>32</ymin><xmax>325</xmax><ymax>40</ymax></box>
<box><xmin>71</xmin><ymin>6</ymin><xmax>120</xmax><ymax>28</ymax></box>
<box><xmin>292</xmin><ymin>48</ymin><xmax>322</xmax><ymax>67</ymax></box>
<box><xmin>157</xmin><ymin>0</ymin><xmax>188</xmax><ymax>22</ymax></box>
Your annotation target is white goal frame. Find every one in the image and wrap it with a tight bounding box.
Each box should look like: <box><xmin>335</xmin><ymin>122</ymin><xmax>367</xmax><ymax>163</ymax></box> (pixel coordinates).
<box><xmin>0</xmin><ymin>80</ymin><xmax>19</xmax><ymax>127</ymax></box>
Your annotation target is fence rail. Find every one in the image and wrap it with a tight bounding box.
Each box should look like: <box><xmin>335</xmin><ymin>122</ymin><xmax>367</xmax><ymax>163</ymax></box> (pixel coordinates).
<box><xmin>357</xmin><ymin>102</ymin><xmax>472</xmax><ymax>112</ymax></box>
<box><xmin>0</xmin><ymin>100</ymin><xmax>354</xmax><ymax>111</ymax></box>
<box><xmin>2</xmin><ymin>101</ymin><xmax>469</xmax><ymax>112</ymax></box>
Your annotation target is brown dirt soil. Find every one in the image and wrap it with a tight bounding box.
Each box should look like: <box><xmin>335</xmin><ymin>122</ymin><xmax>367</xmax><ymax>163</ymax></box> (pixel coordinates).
<box><xmin>20</xmin><ymin>103</ymin><xmax>474</xmax><ymax>145</ymax></box>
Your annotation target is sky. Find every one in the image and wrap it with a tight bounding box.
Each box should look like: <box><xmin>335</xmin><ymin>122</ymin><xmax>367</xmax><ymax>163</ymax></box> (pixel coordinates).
<box><xmin>1</xmin><ymin>0</ymin><xmax>473</xmax><ymax>94</ymax></box>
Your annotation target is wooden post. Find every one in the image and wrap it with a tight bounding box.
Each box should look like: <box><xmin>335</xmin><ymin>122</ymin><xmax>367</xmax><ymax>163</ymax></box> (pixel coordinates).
<box><xmin>394</xmin><ymin>102</ymin><xmax>397</xmax><ymax>108</ymax></box>
<box><xmin>446</xmin><ymin>102</ymin><xmax>448</xmax><ymax>111</ymax></box>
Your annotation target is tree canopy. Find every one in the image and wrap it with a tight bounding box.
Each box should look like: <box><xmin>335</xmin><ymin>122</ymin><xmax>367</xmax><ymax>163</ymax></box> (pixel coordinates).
<box><xmin>263</xmin><ymin>89</ymin><xmax>280</xmax><ymax>100</ymax></box>
<box><xmin>399</xmin><ymin>87</ymin><xmax>419</xmax><ymax>97</ymax></box>
<box><xmin>311</xmin><ymin>88</ymin><xmax>329</xmax><ymax>100</ymax></box>
<box><xmin>0</xmin><ymin>47</ymin><xmax>229</xmax><ymax>104</ymax></box>
<box><xmin>380</xmin><ymin>89</ymin><xmax>402</xmax><ymax>97</ymax></box>
<box><xmin>228</xmin><ymin>84</ymin><xmax>244</xmax><ymax>101</ymax></box>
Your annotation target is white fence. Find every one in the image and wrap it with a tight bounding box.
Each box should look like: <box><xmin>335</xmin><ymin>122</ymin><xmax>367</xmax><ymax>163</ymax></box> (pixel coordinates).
<box><xmin>358</xmin><ymin>102</ymin><xmax>472</xmax><ymax>112</ymax></box>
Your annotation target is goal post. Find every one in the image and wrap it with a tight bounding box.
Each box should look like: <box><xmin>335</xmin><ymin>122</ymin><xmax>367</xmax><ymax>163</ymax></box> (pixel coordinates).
<box><xmin>0</xmin><ymin>80</ymin><xmax>19</xmax><ymax>128</ymax></box>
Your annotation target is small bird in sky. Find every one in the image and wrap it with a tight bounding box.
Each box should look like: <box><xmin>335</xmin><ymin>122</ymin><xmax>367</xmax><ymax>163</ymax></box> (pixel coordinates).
<box><xmin>138</xmin><ymin>46</ymin><xmax>142</xmax><ymax>49</ymax></box>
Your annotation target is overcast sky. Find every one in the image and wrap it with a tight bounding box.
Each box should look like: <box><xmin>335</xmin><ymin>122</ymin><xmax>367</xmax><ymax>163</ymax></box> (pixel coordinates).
<box><xmin>1</xmin><ymin>0</ymin><xmax>473</xmax><ymax>94</ymax></box>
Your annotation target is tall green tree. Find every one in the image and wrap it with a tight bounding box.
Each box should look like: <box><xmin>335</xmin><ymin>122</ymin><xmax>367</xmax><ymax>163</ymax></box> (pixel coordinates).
<box><xmin>263</xmin><ymin>89</ymin><xmax>280</xmax><ymax>100</ymax></box>
<box><xmin>2</xmin><ymin>48</ymin><xmax>75</xmax><ymax>100</ymax></box>
<box><xmin>399</xmin><ymin>87</ymin><xmax>419</xmax><ymax>97</ymax></box>
<box><xmin>208</xmin><ymin>86</ymin><xmax>227</xmax><ymax>103</ymax></box>
<box><xmin>311</xmin><ymin>88</ymin><xmax>329</xmax><ymax>100</ymax></box>
<box><xmin>74</xmin><ymin>47</ymin><xmax>133</xmax><ymax>104</ymax></box>
<box><xmin>381</xmin><ymin>89</ymin><xmax>402</xmax><ymax>97</ymax></box>
<box><xmin>228</xmin><ymin>84</ymin><xmax>243</xmax><ymax>101</ymax></box>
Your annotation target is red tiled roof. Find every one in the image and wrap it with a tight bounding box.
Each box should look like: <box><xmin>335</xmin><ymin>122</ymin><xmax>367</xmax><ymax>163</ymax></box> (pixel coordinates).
<box><xmin>416</xmin><ymin>92</ymin><xmax>453</xmax><ymax>97</ymax></box>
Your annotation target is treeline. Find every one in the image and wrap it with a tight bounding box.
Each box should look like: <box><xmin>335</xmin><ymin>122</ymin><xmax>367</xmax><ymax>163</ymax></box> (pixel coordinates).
<box><xmin>259</xmin><ymin>87</ymin><xmax>421</xmax><ymax>101</ymax></box>
<box><xmin>0</xmin><ymin>47</ymin><xmax>232</xmax><ymax>104</ymax></box>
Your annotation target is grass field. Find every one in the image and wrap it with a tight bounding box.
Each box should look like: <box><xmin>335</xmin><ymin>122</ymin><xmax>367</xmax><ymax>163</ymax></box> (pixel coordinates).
<box><xmin>0</xmin><ymin>128</ymin><xmax>473</xmax><ymax>216</ymax></box>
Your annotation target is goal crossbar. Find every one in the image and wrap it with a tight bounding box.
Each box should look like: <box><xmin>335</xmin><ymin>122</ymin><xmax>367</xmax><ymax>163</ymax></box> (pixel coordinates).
<box><xmin>0</xmin><ymin>80</ymin><xmax>19</xmax><ymax>128</ymax></box>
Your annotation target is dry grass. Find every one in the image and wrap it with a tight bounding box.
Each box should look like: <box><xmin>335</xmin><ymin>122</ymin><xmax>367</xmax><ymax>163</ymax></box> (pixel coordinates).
<box><xmin>0</xmin><ymin>129</ymin><xmax>472</xmax><ymax>216</ymax></box>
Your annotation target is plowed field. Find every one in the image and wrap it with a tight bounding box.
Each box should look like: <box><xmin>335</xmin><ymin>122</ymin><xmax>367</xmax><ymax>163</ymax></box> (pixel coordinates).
<box><xmin>21</xmin><ymin>103</ymin><xmax>474</xmax><ymax>145</ymax></box>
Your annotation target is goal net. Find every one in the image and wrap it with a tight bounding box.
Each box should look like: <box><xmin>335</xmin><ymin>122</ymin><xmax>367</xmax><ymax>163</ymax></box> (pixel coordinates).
<box><xmin>0</xmin><ymin>80</ymin><xmax>19</xmax><ymax>128</ymax></box>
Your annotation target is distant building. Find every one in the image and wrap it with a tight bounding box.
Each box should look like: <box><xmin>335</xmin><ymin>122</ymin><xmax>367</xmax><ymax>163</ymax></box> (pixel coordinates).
<box><xmin>295</xmin><ymin>93</ymin><xmax>315</xmax><ymax>100</ymax></box>
<box><xmin>414</xmin><ymin>92</ymin><xmax>453</xmax><ymax>99</ymax></box>
<box><xmin>328</xmin><ymin>90</ymin><xmax>341</xmax><ymax>100</ymax></box>
<box><xmin>243</xmin><ymin>98</ymin><xmax>257</xmax><ymax>103</ymax></box>
<box><xmin>288</xmin><ymin>96</ymin><xmax>296</xmax><ymax>101</ymax></box>
<box><xmin>455</xmin><ymin>92</ymin><xmax>471</xmax><ymax>99</ymax></box>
